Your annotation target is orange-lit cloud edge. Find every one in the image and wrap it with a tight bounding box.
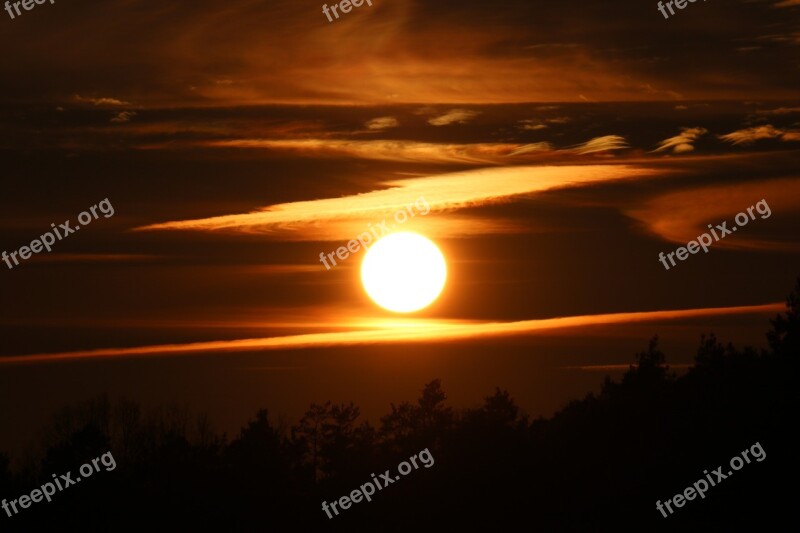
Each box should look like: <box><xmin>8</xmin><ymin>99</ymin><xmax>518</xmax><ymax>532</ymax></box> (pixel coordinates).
<box><xmin>0</xmin><ymin>303</ymin><xmax>782</xmax><ymax>366</ymax></box>
<box><xmin>627</xmin><ymin>176</ymin><xmax>800</xmax><ymax>251</ymax></box>
<box><xmin>135</xmin><ymin>164</ymin><xmax>656</xmax><ymax>233</ymax></box>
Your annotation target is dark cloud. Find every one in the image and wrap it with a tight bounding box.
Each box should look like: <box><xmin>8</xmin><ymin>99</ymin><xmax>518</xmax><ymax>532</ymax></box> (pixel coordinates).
<box><xmin>1</xmin><ymin>0</ymin><xmax>798</xmax><ymax>106</ymax></box>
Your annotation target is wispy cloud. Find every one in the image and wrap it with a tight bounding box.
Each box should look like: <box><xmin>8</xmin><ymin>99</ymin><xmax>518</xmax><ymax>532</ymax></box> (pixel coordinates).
<box><xmin>0</xmin><ymin>303</ymin><xmax>781</xmax><ymax>365</ymax></box>
<box><xmin>428</xmin><ymin>109</ymin><xmax>481</xmax><ymax>126</ymax></box>
<box><xmin>507</xmin><ymin>142</ymin><xmax>554</xmax><ymax>155</ymax></box>
<box><xmin>518</xmin><ymin>120</ymin><xmax>549</xmax><ymax>131</ymax></box>
<box><xmin>194</xmin><ymin>133</ymin><xmax>634</xmax><ymax>165</ymax></box>
<box><xmin>110</xmin><ymin>111</ymin><xmax>137</xmax><ymax>123</ymax></box>
<box><xmin>517</xmin><ymin>116</ymin><xmax>571</xmax><ymax>131</ymax></box>
<box><xmin>365</xmin><ymin>116</ymin><xmax>399</xmax><ymax>130</ymax></box>
<box><xmin>74</xmin><ymin>95</ymin><xmax>131</xmax><ymax>106</ymax></box>
<box><xmin>571</xmin><ymin>135</ymin><xmax>628</xmax><ymax>155</ymax></box>
<box><xmin>652</xmin><ymin>127</ymin><xmax>707</xmax><ymax>154</ymax></box>
<box><xmin>719</xmin><ymin>124</ymin><xmax>800</xmax><ymax>145</ymax></box>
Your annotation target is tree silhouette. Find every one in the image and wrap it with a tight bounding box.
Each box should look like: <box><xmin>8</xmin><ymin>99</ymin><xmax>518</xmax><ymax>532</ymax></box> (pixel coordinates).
<box><xmin>624</xmin><ymin>335</ymin><xmax>670</xmax><ymax>384</ymax></box>
<box><xmin>381</xmin><ymin>379</ymin><xmax>454</xmax><ymax>454</ymax></box>
<box><xmin>768</xmin><ymin>277</ymin><xmax>800</xmax><ymax>357</ymax></box>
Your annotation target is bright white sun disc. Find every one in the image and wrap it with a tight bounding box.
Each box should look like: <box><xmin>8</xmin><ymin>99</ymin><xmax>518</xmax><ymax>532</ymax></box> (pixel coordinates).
<box><xmin>361</xmin><ymin>232</ymin><xmax>447</xmax><ymax>313</ymax></box>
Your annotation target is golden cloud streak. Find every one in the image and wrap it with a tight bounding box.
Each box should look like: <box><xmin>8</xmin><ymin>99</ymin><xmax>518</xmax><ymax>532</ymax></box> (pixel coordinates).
<box><xmin>0</xmin><ymin>303</ymin><xmax>782</xmax><ymax>365</ymax></box>
<box><xmin>136</xmin><ymin>164</ymin><xmax>653</xmax><ymax>233</ymax></box>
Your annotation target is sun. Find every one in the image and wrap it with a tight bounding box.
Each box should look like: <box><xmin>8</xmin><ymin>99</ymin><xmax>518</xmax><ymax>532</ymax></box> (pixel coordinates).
<box><xmin>361</xmin><ymin>232</ymin><xmax>447</xmax><ymax>313</ymax></box>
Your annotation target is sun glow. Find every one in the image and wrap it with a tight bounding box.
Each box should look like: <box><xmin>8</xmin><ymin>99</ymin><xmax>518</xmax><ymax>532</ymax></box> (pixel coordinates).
<box><xmin>361</xmin><ymin>232</ymin><xmax>447</xmax><ymax>313</ymax></box>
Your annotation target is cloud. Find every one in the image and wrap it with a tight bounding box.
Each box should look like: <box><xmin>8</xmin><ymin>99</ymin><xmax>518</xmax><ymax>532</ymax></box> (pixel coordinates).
<box><xmin>0</xmin><ymin>303</ymin><xmax>781</xmax><ymax>365</ymax></box>
<box><xmin>571</xmin><ymin>135</ymin><xmax>629</xmax><ymax>155</ymax></box>
<box><xmin>365</xmin><ymin>116</ymin><xmax>399</xmax><ymax>130</ymax></box>
<box><xmin>1</xmin><ymin>0</ymin><xmax>798</xmax><ymax>107</ymax></box>
<box><xmin>428</xmin><ymin>109</ymin><xmax>481</xmax><ymax>126</ymax></box>
<box><xmin>188</xmin><ymin>131</ymin><xmax>632</xmax><ymax>164</ymax></box>
<box><xmin>507</xmin><ymin>142</ymin><xmax>554</xmax><ymax>155</ymax></box>
<box><xmin>110</xmin><ymin>111</ymin><xmax>137</xmax><ymax>123</ymax></box>
<box><xmin>518</xmin><ymin>120</ymin><xmax>548</xmax><ymax>131</ymax></box>
<box><xmin>754</xmin><ymin>107</ymin><xmax>800</xmax><ymax>115</ymax></box>
<box><xmin>718</xmin><ymin>124</ymin><xmax>800</xmax><ymax>145</ymax></box>
<box><xmin>626</xmin><ymin>177</ymin><xmax>800</xmax><ymax>252</ymax></box>
<box><xmin>517</xmin><ymin>117</ymin><xmax>571</xmax><ymax>131</ymax></box>
<box><xmin>74</xmin><ymin>95</ymin><xmax>131</xmax><ymax>106</ymax></box>
<box><xmin>754</xmin><ymin>31</ymin><xmax>800</xmax><ymax>44</ymax></box>
<box><xmin>652</xmin><ymin>127</ymin><xmax>707</xmax><ymax>154</ymax></box>
<box><xmin>136</xmin><ymin>164</ymin><xmax>653</xmax><ymax>234</ymax></box>
<box><xmin>201</xmin><ymin>138</ymin><xmax>555</xmax><ymax>164</ymax></box>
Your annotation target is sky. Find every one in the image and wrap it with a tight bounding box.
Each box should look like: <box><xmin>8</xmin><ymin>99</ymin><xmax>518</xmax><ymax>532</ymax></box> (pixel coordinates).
<box><xmin>0</xmin><ymin>0</ymin><xmax>799</xmax><ymax>457</ymax></box>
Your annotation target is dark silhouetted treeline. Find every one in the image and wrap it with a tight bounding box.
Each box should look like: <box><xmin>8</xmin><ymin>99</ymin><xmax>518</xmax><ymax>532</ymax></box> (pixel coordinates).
<box><xmin>1</xmin><ymin>279</ymin><xmax>799</xmax><ymax>531</ymax></box>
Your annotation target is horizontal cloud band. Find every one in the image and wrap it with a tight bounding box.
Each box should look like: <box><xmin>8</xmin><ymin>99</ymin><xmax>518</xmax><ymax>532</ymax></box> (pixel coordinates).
<box><xmin>0</xmin><ymin>303</ymin><xmax>782</xmax><ymax>365</ymax></box>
